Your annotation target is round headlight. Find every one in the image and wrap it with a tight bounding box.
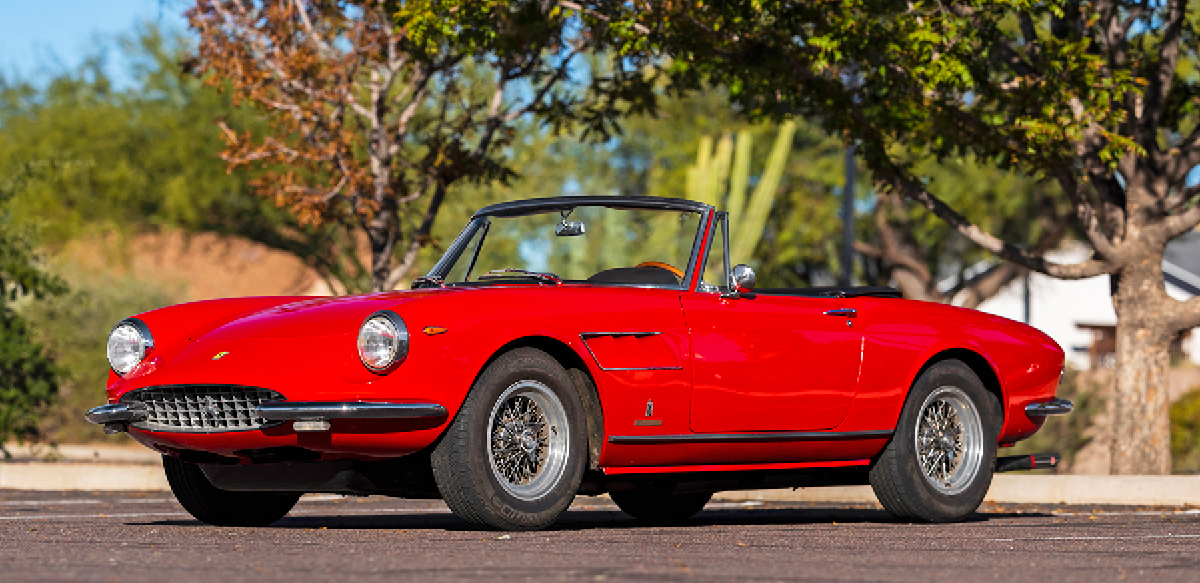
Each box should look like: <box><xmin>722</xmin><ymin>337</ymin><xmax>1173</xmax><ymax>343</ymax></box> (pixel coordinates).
<box><xmin>357</xmin><ymin>311</ymin><xmax>408</xmax><ymax>372</ymax></box>
<box><xmin>107</xmin><ymin>319</ymin><xmax>153</xmax><ymax>376</ymax></box>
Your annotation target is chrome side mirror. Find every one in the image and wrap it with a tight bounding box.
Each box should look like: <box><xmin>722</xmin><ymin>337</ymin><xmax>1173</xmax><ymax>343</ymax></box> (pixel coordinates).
<box><xmin>731</xmin><ymin>264</ymin><xmax>756</xmax><ymax>293</ymax></box>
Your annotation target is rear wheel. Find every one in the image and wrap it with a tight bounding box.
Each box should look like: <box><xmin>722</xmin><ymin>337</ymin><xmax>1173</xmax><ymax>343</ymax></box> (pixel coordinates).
<box><xmin>431</xmin><ymin>347</ymin><xmax>587</xmax><ymax>530</ymax></box>
<box><xmin>869</xmin><ymin>359</ymin><xmax>1000</xmax><ymax>522</ymax></box>
<box><xmin>611</xmin><ymin>490</ymin><xmax>712</xmax><ymax>522</ymax></box>
<box><xmin>163</xmin><ymin>455</ymin><xmax>300</xmax><ymax>526</ymax></box>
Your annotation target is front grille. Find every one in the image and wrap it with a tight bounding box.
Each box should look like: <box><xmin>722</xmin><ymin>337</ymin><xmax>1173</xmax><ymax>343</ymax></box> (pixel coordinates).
<box><xmin>120</xmin><ymin>385</ymin><xmax>285</xmax><ymax>433</ymax></box>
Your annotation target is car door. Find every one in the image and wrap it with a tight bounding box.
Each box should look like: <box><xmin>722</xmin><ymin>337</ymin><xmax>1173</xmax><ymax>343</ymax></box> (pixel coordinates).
<box><xmin>683</xmin><ymin>213</ymin><xmax>862</xmax><ymax>433</ymax></box>
<box><xmin>684</xmin><ymin>292</ymin><xmax>863</xmax><ymax>432</ymax></box>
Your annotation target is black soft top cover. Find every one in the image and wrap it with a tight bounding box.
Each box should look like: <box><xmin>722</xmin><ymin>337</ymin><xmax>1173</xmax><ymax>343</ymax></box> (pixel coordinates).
<box><xmin>755</xmin><ymin>286</ymin><xmax>903</xmax><ymax>299</ymax></box>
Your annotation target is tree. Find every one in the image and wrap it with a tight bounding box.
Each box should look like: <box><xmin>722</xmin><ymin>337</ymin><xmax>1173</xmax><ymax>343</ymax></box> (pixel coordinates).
<box><xmin>0</xmin><ymin>26</ymin><xmax>352</xmax><ymax>293</ymax></box>
<box><xmin>596</xmin><ymin>0</ymin><xmax>1199</xmax><ymax>474</ymax></box>
<box><xmin>856</xmin><ymin>156</ymin><xmax>1070</xmax><ymax>308</ymax></box>
<box><xmin>0</xmin><ymin>161</ymin><xmax>64</xmax><ymax>452</ymax></box>
<box><xmin>189</xmin><ymin>0</ymin><xmax>639</xmax><ymax>292</ymax></box>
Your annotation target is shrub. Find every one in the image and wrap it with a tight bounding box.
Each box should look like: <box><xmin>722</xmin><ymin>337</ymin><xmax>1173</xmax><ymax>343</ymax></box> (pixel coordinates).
<box><xmin>1171</xmin><ymin>388</ymin><xmax>1200</xmax><ymax>474</ymax></box>
<box><xmin>0</xmin><ymin>307</ymin><xmax>57</xmax><ymax>455</ymax></box>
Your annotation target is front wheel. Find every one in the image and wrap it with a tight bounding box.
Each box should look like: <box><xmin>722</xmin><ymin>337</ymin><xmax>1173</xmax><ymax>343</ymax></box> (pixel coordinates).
<box><xmin>869</xmin><ymin>359</ymin><xmax>1000</xmax><ymax>522</ymax></box>
<box><xmin>431</xmin><ymin>347</ymin><xmax>587</xmax><ymax>530</ymax></box>
<box><xmin>163</xmin><ymin>455</ymin><xmax>300</xmax><ymax>527</ymax></box>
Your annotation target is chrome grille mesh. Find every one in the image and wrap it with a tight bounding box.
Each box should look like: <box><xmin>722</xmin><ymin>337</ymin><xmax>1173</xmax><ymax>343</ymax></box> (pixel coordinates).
<box><xmin>120</xmin><ymin>385</ymin><xmax>284</xmax><ymax>432</ymax></box>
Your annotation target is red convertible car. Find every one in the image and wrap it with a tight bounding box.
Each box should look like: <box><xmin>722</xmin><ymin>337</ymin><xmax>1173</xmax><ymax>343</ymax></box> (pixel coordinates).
<box><xmin>88</xmin><ymin>196</ymin><xmax>1070</xmax><ymax>530</ymax></box>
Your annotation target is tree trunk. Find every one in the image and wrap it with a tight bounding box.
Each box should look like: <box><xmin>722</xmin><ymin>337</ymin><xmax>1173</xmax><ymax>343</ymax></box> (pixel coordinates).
<box><xmin>1109</xmin><ymin>262</ymin><xmax>1174</xmax><ymax>475</ymax></box>
<box><xmin>366</xmin><ymin>203</ymin><xmax>400</xmax><ymax>293</ymax></box>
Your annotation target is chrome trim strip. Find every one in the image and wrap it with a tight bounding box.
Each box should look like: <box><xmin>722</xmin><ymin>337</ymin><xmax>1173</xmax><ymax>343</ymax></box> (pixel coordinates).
<box><xmin>578</xmin><ymin>332</ymin><xmax>684</xmax><ymax>371</ymax></box>
<box><xmin>256</xmin><ymin>401</ymin><xmax>448</xmax><ymax>420</ymax></box>
<box><xmin>823</xmin><ymin>308</ymin><xmax>858</xmax><ymax>317</ymax></box>
<box><xmin>1025</xmin><ymin>397</ymin><xmax>1074</xmax><ymax>417</ymax></box>
<box><xmin>607</xmin><ymin>429</ymin><xmax>894</xmax><ymax>444</ymax></box>
<box><xmin>84</xmin><ymin>403</ymin><xmax>147</xmax><ymax>425</ymax></box>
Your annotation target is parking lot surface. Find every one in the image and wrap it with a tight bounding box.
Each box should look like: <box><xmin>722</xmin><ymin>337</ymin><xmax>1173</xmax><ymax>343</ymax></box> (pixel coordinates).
<box><xmin>1</xmin><ymin>490</ymin><xmax>1197</xmax><ymax>582</ymax></box>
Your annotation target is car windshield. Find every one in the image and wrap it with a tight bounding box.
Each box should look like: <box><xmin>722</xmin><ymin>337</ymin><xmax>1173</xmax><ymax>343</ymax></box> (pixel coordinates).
<box><xmin>431</xmin><ymin>205</ymin><xmax>705</xmax><ymax>287</ymax></box>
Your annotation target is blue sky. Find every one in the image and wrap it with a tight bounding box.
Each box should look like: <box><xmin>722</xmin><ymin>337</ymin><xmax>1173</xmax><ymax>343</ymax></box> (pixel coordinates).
<box><xmin>0</xmin><ymin>0</ymin><xmax>187</xmax><ymax>80</ymax></box>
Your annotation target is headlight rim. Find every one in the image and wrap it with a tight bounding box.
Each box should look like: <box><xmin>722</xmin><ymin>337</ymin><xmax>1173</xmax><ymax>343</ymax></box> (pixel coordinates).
<box><xmin>357</xmin><ymin>310</ymin><xmax>409</xmax><ymax>374</ymax></box>
<box><xmin>107</xmin><ymin>317</ymin><xmax>154</xmax><ymax>376</ymax></box>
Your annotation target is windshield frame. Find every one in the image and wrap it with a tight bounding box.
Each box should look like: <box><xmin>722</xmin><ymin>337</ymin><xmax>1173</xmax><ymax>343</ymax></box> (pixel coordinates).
<box><xmin>424</xmin><ymin>198</ymin><xmax>714</xmax><ymax>290</ymax></box>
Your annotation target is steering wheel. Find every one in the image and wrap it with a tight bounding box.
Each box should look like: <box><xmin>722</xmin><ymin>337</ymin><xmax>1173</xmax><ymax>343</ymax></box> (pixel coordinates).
<box><xmin>635</xmin><ymin>261</ymin><xmax>684</xmax><ymax>279</ymax></box>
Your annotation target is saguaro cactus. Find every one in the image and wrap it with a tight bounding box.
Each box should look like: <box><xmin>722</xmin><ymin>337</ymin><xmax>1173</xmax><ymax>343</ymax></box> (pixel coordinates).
<box><xmin>685</xmin><ymin>122</ymin><xmax>796</xmax><ymax>262</ymax></box>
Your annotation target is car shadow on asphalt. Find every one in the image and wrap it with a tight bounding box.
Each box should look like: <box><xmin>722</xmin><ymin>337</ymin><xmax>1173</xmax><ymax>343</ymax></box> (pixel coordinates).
<box><xmin>130</xmin><ymin>506</ymin><xmax>1050</xmax><ymax>531</ymax></box>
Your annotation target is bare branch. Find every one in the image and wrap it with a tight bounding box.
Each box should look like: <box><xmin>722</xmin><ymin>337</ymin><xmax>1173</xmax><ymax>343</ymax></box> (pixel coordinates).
<box><xmin>952</xmin><ymin>262</ymin><xmax>1025</xmax><ymax>310</ymax></box>
<box><xmin>1052</xmin><ymin>167</ymin><xmax>1122</xmax><ymax>256</ymax></box>
<box><xmin>876</xmin><ymin>161</ymin><xmax>1119</xmax><ymax>279</ymax></box>
<box><xmin>291</xmin><ymin>0</ymin><xmax>338</xmax><ymax>59</ymax></box>
<box><xmin>504</xmin><ymin>46</ymin><xmax>582</xmax><ymax>124</ymax></box>
<box><xmin>1139</xmin><ymin>0</ymin><xmax>1188</xmax><ymax>141</ymax></box>
<box><xmin>1164</xmin><ymin>204</ymin><xmax>1200</xmax><ymax>239</ymax></box>
<box><xmin>1175</xmin><ymin>295</ymin><xmax>1200</xmax><ymax>332</ymax></box>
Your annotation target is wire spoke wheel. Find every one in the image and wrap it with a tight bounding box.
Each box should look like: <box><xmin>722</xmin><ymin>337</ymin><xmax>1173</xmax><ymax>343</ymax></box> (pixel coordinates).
<box><xmin>487</xmin><ymin>380</ymin><xmax>569</xmax><ymax>501</ymax></box>
<box><xmin>914</xmin><ymin>386</ymin><xmax>984</xmax><ymax>496</ymax></box>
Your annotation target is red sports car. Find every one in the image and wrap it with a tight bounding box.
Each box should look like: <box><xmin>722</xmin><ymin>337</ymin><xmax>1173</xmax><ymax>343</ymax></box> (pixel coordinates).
<box><xmin>88</xmin><ymin>196</ymin><xmax>1070</xmax><ymax>530</ymax></box>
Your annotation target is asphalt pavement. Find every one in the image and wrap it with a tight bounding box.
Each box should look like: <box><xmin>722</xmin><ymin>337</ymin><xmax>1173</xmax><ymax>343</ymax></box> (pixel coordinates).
<box><xmin>1</xmin><ymin>490</ymin><xmax>1198</xmax><ymax>582</ymax></box>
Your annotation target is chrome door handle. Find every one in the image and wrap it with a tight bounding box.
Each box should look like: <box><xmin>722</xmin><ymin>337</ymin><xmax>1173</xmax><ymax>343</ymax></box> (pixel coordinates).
<box><xmin>824</xmin><ymin>308</ymin><xmax>857</xmax><ymax>318</ymax></box>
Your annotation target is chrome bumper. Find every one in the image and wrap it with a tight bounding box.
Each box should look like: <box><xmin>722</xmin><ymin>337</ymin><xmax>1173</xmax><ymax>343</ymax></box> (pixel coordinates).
<box><xmin>1025</xmin><ymin>397</ymin><xmax>1074</xmax><ymax>417</ymax></box>
<box><xmin>85</xmin><ymin>401</ymin><xmax>447</xmax><ymax>434</ymax></box>
<box><xmin>85</xmin><ymin>403</ymin><xmax>146</xmax><ymax>424</ymax></box>
<box><xmin>84</xmin><ymin>403</ymin><xmax>148</xmax><ymax>434</ymax></box>
<box><xmin>255</xmin><ymin>402</ymin><xmax>447</xmax><ymax>420</ymax></box>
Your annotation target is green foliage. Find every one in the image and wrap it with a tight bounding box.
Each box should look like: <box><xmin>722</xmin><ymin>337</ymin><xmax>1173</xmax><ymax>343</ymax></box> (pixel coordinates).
<box><xmin>0</xmin><ymin>124</ymin><xmax>65</xmax><ymax>450</ymax></box>
<box><xmin>0</xmin><ymin>308</ymin><xmax>58</xmax><ymax>451</ymax></box>
<box><xmin>22</xmin><ymin>267</ymin><xmax>179</xmax><ymax>443</ymax></box>
<box><xmin>1171</xmin><ymin>388</ymin><xmax>1200</xmax><ymax>474</ymax></box>
<box><xmin>596</xmin><ymin>1</ymin><xmax>1138</xmax><ymax>177</ymax></box>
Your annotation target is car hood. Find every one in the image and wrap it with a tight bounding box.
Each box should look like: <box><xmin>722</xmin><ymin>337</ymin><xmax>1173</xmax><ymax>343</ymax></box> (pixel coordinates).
<box><xmin>196</xmin><ymin>289</ymin><xmax>450</xmax><ymax>342</ymax></box>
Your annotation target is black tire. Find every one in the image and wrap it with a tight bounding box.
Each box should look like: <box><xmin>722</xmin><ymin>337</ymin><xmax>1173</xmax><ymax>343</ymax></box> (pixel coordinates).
<box><xmin>163</xmin><ymin>455</ymin><xmax>300</xmax><ymax>527</ymax></box>
<box><xmin>869</xmin><ymin>359</ymin><xmax>1000</xmax><ymax>523</ymax></box>
<box><xmin>431</xmin><ymin>347</ymin><xmax>587</xmax><ymax>530</ymax></box>
<box><xmin>610</xmin><ymin>490</ymin><xmax>712</xmax><ymax>522</ymax></box>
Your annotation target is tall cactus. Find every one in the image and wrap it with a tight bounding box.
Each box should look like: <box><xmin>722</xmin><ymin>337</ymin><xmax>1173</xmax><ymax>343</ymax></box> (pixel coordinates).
<box><xmin>684</xmin><ymin>121</ymin><xmax>796</xmax><ymax>263</ymax></box>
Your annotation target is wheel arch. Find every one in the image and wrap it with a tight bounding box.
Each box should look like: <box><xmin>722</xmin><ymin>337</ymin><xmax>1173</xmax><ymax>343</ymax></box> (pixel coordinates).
<box><xmin>480</xmin><ymin>336</ymin><xmax>605</xmax><ymax>471</ymax></box>
<box><xmin>911</xmin><ymin>348</ymin><xmax>1005</xmax><ymax>428</ymax></box>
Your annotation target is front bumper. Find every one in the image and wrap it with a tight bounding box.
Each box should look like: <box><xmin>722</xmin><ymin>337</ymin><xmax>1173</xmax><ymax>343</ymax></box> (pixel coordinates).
<box><xmin>1025</xmin><ymin>397</ymin><xmax>1074</xmax><ymax>417</ymax></box>
<box><xmin>256</xmin><ymin>402</ymin><xmax>446</xmax><ymax>421</ymax></box>
<box><xmin>86</xmin><ymin>401</ymin><xmax>447</xmax><ymax>433</ymax></box>
<box><xmin>84</xmin><ymin>403</ymin><xmax>147</xmax><ymax>434</ymax></box>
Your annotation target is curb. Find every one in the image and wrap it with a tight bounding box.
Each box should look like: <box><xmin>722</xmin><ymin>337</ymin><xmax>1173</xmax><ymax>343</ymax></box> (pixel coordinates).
<box><xmin>714</xmin><ymin>474</ymin><xmax>1200</xmax><ymax>507</ymax></box>
<box><xmin>0</xmin><ymin>463</ymin><xmax>169</xmax><ymax>491</ymax></box>
<box><xmin>2</xmin><ymin>462</ymin><xmax>1198</xmax><ymax>506</ymax></box>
